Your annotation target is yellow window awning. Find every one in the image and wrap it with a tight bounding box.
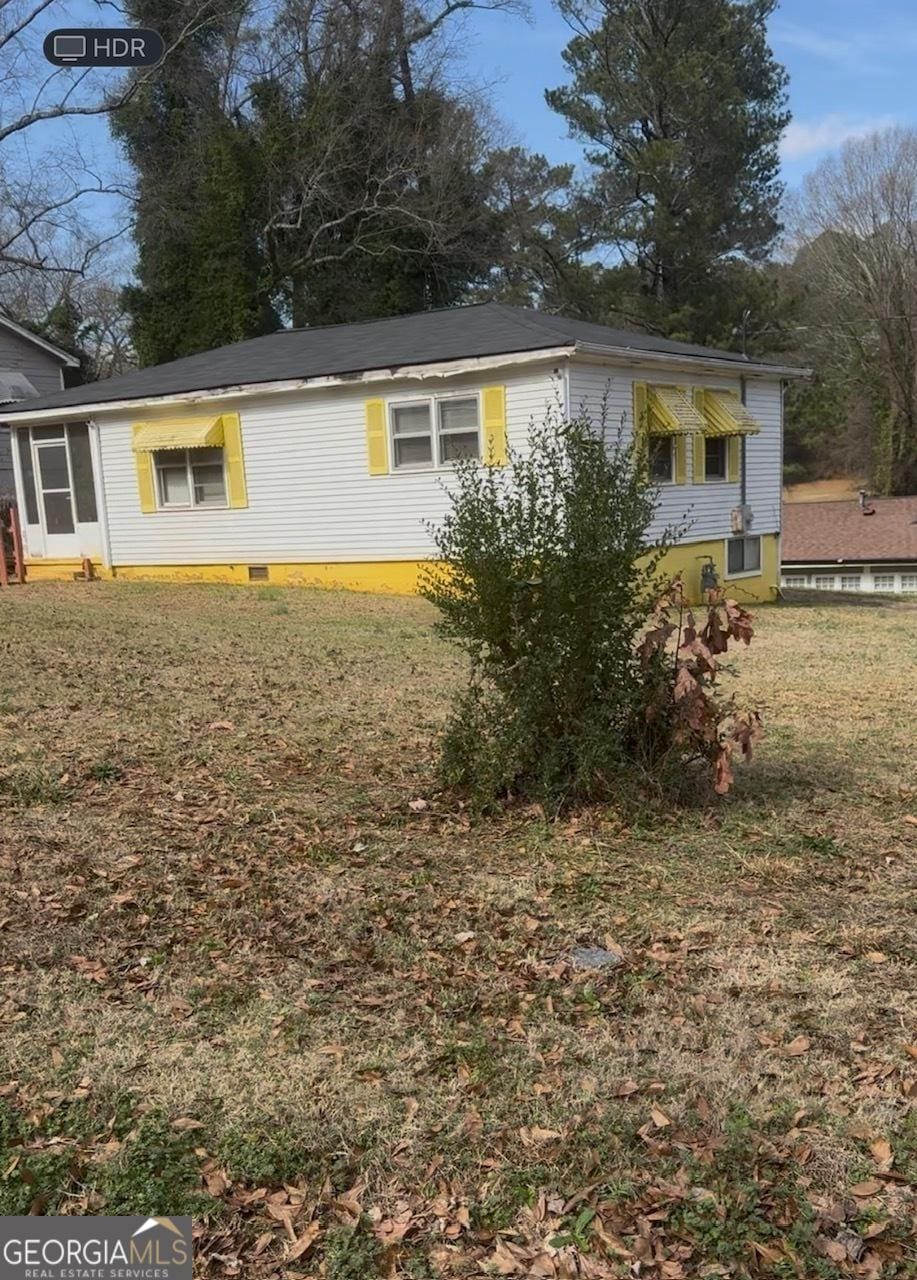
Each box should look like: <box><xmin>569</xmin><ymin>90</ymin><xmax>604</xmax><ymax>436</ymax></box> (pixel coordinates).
<box><xmin>647</xmin><ymin>385</ymin><xmax>706</xmax><ymax>436</ymax></box>
<box><xmin>700</xmin><ymin>389</ymin><xmax>761</xmax><ymax>437</ymax></box>
<box><xmin>132</xmin><ymin>415</ymin><xmax>226</xmax><ymax>452</ymax></box>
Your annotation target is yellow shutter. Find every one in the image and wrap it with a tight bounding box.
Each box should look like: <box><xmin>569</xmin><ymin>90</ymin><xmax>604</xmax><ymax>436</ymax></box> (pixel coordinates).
<box><xmin>365</xmin><ymin>398</ymin><xmax>388</xmax><ymax>475</ymax></box>
<box><xmin>726</xmin><ymin>436</ymin><xmax>741</xmax><ymax>483</ymax></box>
<box><xmin>482</xmin><ymin>386</ymin><xmax>507</xmax><ymax>466</ymax></box>
<box><xmin>692</xmin><ymin>434</ymin><xmax>706</xmax><ymax>484</ymax></box>
<box><xmin>692</xmin><ymin>389</ymin><xmax>706</xmax><ymax>483</ymax></box>
<box><xmin>674</xmin><ymin>435</ymin><xmax>687</xmax><ymax>485</ymax></box>
<box><xmin>632</xmin><ymin>381</ymin><xmax>649</xmax><ymax>476</ymax></box>
<box><xmin>221</xmin><ymin>413</ymin><xmax>248</xmax><ymax>508</ymax></box>
<box><xmin>632</xmin><ymin>381</ymin><xmax>648</xmax><ymax>440</ymax></box>
<box><xmin>132</xmin><ymin>426</ymin><xmax>157</xmax><ymax>513</ymax></box>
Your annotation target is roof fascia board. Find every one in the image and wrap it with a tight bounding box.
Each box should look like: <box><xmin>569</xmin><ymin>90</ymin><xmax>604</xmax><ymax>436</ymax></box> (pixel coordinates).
<box><xmin>783</xmin><ymin>557</ymin><xmax>917</xmax><ymax>566</ymax></box>
<box><xmin>0</xmin><ymin>346</ymin><xmax>575</xmax><ymax>425</ymax></box>
<box><xmin>0</xmin><ymin>315</ymin><xmax>80</xmax><ymax>366</ymax></box>
<box><xmin>572</xmin><ymin>340</ymin><xmax>812</xmax><ymax>380</ymax></box>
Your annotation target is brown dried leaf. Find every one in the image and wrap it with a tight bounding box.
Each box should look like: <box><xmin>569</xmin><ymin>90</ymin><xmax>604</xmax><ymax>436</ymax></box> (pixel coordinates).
<box><xmin>784</xmin><ymin>1035</ymin><xmax>811</xmax><ymax>1056</ymax></box>
<box><xmin>849</xmin><ymin>1179</ymin><xmax>883</xmax><ymax>1197</ymax></box>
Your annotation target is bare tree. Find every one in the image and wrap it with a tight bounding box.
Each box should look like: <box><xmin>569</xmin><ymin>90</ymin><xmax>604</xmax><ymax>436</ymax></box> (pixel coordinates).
<box><xmin>251</xmin><ymin>0</ymin><xmax>528</xmax><ymax>324</ymax></box>
<box><xmin>792</xmin><ymin>127</ymin><xmax>917</xmax><ymax>494</ymax></box>
<box><xmin>0</xmin><ymin>0</ymin><xmax>242</xmax><ymax>289</ymax></box>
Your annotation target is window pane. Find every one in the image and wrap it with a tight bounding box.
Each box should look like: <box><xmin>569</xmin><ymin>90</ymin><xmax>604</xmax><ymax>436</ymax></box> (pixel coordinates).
<box><xmin>840</xmin><ymin>575</ymin><xmax>861</xmax><ymax>591</ymax></box>
<box><xmin>392</xmin><ymin>404</ymin><xmax>431</xmax><ymax>436</ymax></box>
<box><xmin>189</xmin><ymin>447</ymin><xmax>224</xmax><ymax>466</ymax></box>
<box><xmin>727</xmin><ymin>539</ymin><xmax>744</xmax><ymax>575</ymax></box>
<box><xmin>158</xmin><ymin>464</ymin><xmax>190</xmax><ymax>506</ymax></box>
<box><xmin>68</xmin><ymin>424</ymin><xmax>98</xmax><ymax>523</ymax></box>
<box><xmin>744</xmin><ymin>537</ymin><xmax>761</xmax><ymax>572</ymax></box>
<box><xmin>440</xmin><ymin>431</ymin><xmax>480</xmax><ymax>463</ymax></box>
<box><xmin>32</xmin><ymin>426</ymin><xmax>65</xmax><ymax>441</ymax></box>
<box><xmin>901</xmin><ymin>575</ymin><xmax>917</xmax><ymax>592</ymax></box>
<box><xmin>42</xmin><ymin>489</ymin><xmax>74</xmax><ymax>535</ymax></box>
<box><xmin>394</xmin><ymin>435</ymin><xmax>433</xmax><ymax>468</ymax></box>
<box><xmin>814</xmin><ymin>576</ymin><xmax>834</xmax><ymax>590</ymax></box>
<box><xmin>705</xmin><ymin>437</ymin><xmax>727</xmax><ymax>479</ymax></box>
<box><xmin>438</xmin><ymin>398</ymin><xmax>478</xmax><ymax>432</ymax></box>
<box><xmin>192</xmin><ymin>463</ymin><xmax>226</xmax><ymax>506</ymax></box>
<box><xmin>16</xmin><ymin>430</ymin><xmax>38</xmax><ymax>524</ymax></box>
<box><xmin>37</xmin><ymin>443</ymin><xmax>70</xmax><ymax>490</ymax></box>
<box><xmin>649</xmin><ymin>437</ymin><xmax>673</xmax><ymax>482</ymax></box>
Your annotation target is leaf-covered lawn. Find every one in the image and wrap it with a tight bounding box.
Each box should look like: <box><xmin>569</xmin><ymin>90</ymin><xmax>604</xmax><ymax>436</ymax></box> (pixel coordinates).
<box><xmin>1</xmin><ymin>583</ymin><xmax>915</xmax><ymax>1278</ymax></box>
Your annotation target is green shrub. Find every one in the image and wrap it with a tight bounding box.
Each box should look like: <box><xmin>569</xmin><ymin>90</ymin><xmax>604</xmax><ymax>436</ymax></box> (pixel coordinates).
<box><xmin>421</xmin><ymin>406</ymin><xmax>760</xmax><ymax>810</ymax></box>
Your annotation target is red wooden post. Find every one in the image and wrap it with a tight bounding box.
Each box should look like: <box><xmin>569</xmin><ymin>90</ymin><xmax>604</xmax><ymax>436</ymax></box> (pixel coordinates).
<box><xmin>0</xmin><ymin>508</ymin><xmax>8</xmax><ymax>589</ymax></box>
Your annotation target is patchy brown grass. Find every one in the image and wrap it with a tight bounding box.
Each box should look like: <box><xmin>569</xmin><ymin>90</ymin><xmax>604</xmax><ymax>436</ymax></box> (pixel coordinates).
<box><xmin>0</xmin><ymin>582</ymin><xmax>915</xmax><ymax>1279</ymax></box>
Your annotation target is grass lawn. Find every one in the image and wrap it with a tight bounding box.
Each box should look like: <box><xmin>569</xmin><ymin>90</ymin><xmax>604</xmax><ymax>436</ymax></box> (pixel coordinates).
<box><xmin>1</xmin><ymin>582</ymin><xmax>915</xmax><ymax>1279</ymax></box>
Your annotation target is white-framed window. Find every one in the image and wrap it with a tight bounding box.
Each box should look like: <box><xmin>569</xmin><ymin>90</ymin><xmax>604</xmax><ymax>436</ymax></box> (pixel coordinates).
<box><xmin>814</xmin><ymin>575</ymin><xmax>835</xmax><ymax>590</ymax></box>
<box><xmin>726</xmin><ymin>534</ymin><xmax>761</xmax><ymax>577</ymax></box>
<box><xmin>389</xmin><ymin>394</ymin><xmax>481</xmax><ymax>470</ymax></box>
<box><xmin>649</xmin><ymin>436</ymin><xmax>674</xmax><ymax>483</ymax></box>
<box><xmin>705</xmin><ymin>436</ymin><xmax>728</xmax><ymax>481</ymax></box>
<box><xmin>782</xmin><ymin>575</ymin><xmax>806</xmax><ymax>586</ymax></box>
<box><xmin>901</xmin><ymin>574</ymin><xmax>917</xmax><ymax>593</ymax></box>
<box><xmin>840</xmin><ymin>575</ymin><xmax>862</xmax><ymax>592</ymax></box>
<box><xmin>154</xmin><ymin>447</ymin><xmax>227</xmax><ymax>509</ymax></box>
<box><xmin>873</xmin><ymin>574</ymin><xmax>895</xmax><ymax>592</ymax></box>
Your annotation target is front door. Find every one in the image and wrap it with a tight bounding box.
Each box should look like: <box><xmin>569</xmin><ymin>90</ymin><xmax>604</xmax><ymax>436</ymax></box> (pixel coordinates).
<box><xmin>33</xmin><ymin>430</ymin><xmax>80</xmax><ymax>558</ymax></box>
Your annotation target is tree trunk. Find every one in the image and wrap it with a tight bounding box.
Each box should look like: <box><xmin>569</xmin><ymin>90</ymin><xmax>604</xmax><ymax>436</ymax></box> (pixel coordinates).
<box><xmin>290</xmin><ymin>274</ymin><xmax>308</xmax><ymax>328</ymax></box>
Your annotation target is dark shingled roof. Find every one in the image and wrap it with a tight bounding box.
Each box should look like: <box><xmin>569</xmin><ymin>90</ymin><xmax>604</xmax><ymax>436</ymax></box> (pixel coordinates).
<box><xmin>1</xmin><ymin>302</ymin><xmax>793</xmax><ymax>417</ymax></box>
<box><xmin>783</xmin><ymin>496</ymin><xmax>917</xmax><ymax>564</ymax></box>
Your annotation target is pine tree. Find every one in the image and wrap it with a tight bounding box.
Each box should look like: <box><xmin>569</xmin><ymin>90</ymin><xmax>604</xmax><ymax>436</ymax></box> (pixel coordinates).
<box><xmin>547</xmin><ymin>0</ymin><xmax>790</xmax><ymax>345</ymax></box>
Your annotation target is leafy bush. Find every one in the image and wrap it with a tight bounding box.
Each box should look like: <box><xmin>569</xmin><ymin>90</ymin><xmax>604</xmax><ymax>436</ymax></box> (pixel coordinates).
<box><xmin>420</xmin><ymin>406</ymin><xmax>760</xmax><ymax>810</ymax></box>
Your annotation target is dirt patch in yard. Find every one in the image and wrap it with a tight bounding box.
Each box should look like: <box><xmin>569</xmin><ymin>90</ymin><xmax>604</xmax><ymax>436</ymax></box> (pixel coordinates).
<box><xmin>1</xmin><ymin>583</ymin><xmax>915</xmax><ymax>1277</ymax></box>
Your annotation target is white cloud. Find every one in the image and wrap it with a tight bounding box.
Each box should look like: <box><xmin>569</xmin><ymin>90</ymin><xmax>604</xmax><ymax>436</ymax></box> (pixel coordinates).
<box><xmin>772</xmin><ymin>22</ymin><xmax>860</xmax><ymax>64</ymax></box>
<box><xmin>780</xmin><ymin>114</ymin><xmax>897</xmax><ymax>162</ymax></box>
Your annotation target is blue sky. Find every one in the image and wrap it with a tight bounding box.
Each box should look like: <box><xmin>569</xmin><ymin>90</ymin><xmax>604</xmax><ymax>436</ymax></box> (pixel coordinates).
<box><xmin>14</xmin><ymin>0</ymin><xmax>913</xmax><ymax>270</ymax></box>
<box><xmin>462</xmin><ymin>0</ymin><xmax>912</xmax><ymax>189</ymax></box>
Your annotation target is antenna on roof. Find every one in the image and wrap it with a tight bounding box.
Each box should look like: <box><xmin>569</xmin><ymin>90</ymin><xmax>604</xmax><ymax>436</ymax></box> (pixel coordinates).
<box><xmin>858</xmin><ymin>489</ymin><xmax>876</xmax><ymax>516</ymax></box>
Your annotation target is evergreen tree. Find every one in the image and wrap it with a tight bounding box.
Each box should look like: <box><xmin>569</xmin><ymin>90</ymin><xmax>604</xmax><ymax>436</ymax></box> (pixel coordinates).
<box><xmin>547</xmin><ymin>0</ymin><xmax>790</xmax><ymax>345</ymax></box>
<box><xmin>113</xmin><ymin>0</ymin><xmax>277</xmax><ymax>365</ymax></box>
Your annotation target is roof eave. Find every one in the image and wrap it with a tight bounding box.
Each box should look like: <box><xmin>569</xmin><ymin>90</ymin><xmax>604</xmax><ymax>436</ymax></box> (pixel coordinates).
<box><xmin>0</xmin><ymin>315</ymin><xmax>80</xmax><ymax>366</ymax></box>
<box><xmin>783</xmin><ymin>555</ymin><xmax>917</xmax><ymax>565</ymax></box>
<box><xmin>572</xmin><ymin>340</ymin><xmax>812</xmax><ymax>379</ymax></box>
<box><xmin>0</xmin><ymin>345</ymin><xmax>576</xmax><ymax>425</ymax></box>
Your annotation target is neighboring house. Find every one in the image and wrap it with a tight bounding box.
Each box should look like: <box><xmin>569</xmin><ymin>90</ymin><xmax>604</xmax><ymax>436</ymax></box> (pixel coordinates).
<box><xmin>0</xmin><ymin>303</ymin><xmax>807</xmax><ymax>601</ymax></box>
<box><xmin>782</xmin><ymin>494</ymin><xmax>917</xmax><ymax>595</ymax></box>
<box><xmin>0</xmin><ymin>315</ymin><xmax>80</xmax><ymax>497</ymax></box>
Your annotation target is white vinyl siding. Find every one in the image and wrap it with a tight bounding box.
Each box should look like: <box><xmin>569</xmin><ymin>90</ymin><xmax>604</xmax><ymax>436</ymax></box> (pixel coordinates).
<box><xmin>95</xmin><ymin>364</ymin><xmax>560</xmax><ymax>565</ymax></box>
<box><xmin>567</xmin><ymin>362</ymin><xmax>783</xmax><ymax>545</ymax></box>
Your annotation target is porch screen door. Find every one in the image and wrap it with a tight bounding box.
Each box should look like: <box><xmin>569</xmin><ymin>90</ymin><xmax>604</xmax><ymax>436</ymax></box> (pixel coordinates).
<box><xmin>34</xmin><ymin>433</ymin><xmax>79</xmax><ymax>557</ymax></box>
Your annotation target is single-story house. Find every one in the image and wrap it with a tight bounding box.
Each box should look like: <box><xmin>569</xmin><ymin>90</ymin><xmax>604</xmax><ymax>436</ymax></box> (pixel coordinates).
<box><xmin>0</xmin><ymin>314</ymin><xmax>80</xmax><ymax>497</ymax></box>
<box><xmin>781</xmin><ymin>494</ymin><xmax>917</xmax><ymax>594</ymax></box>
<box><xmin>0</xmin><ymin>303</ymin><xmax>807</xmax><ymax>601</ymax></box>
